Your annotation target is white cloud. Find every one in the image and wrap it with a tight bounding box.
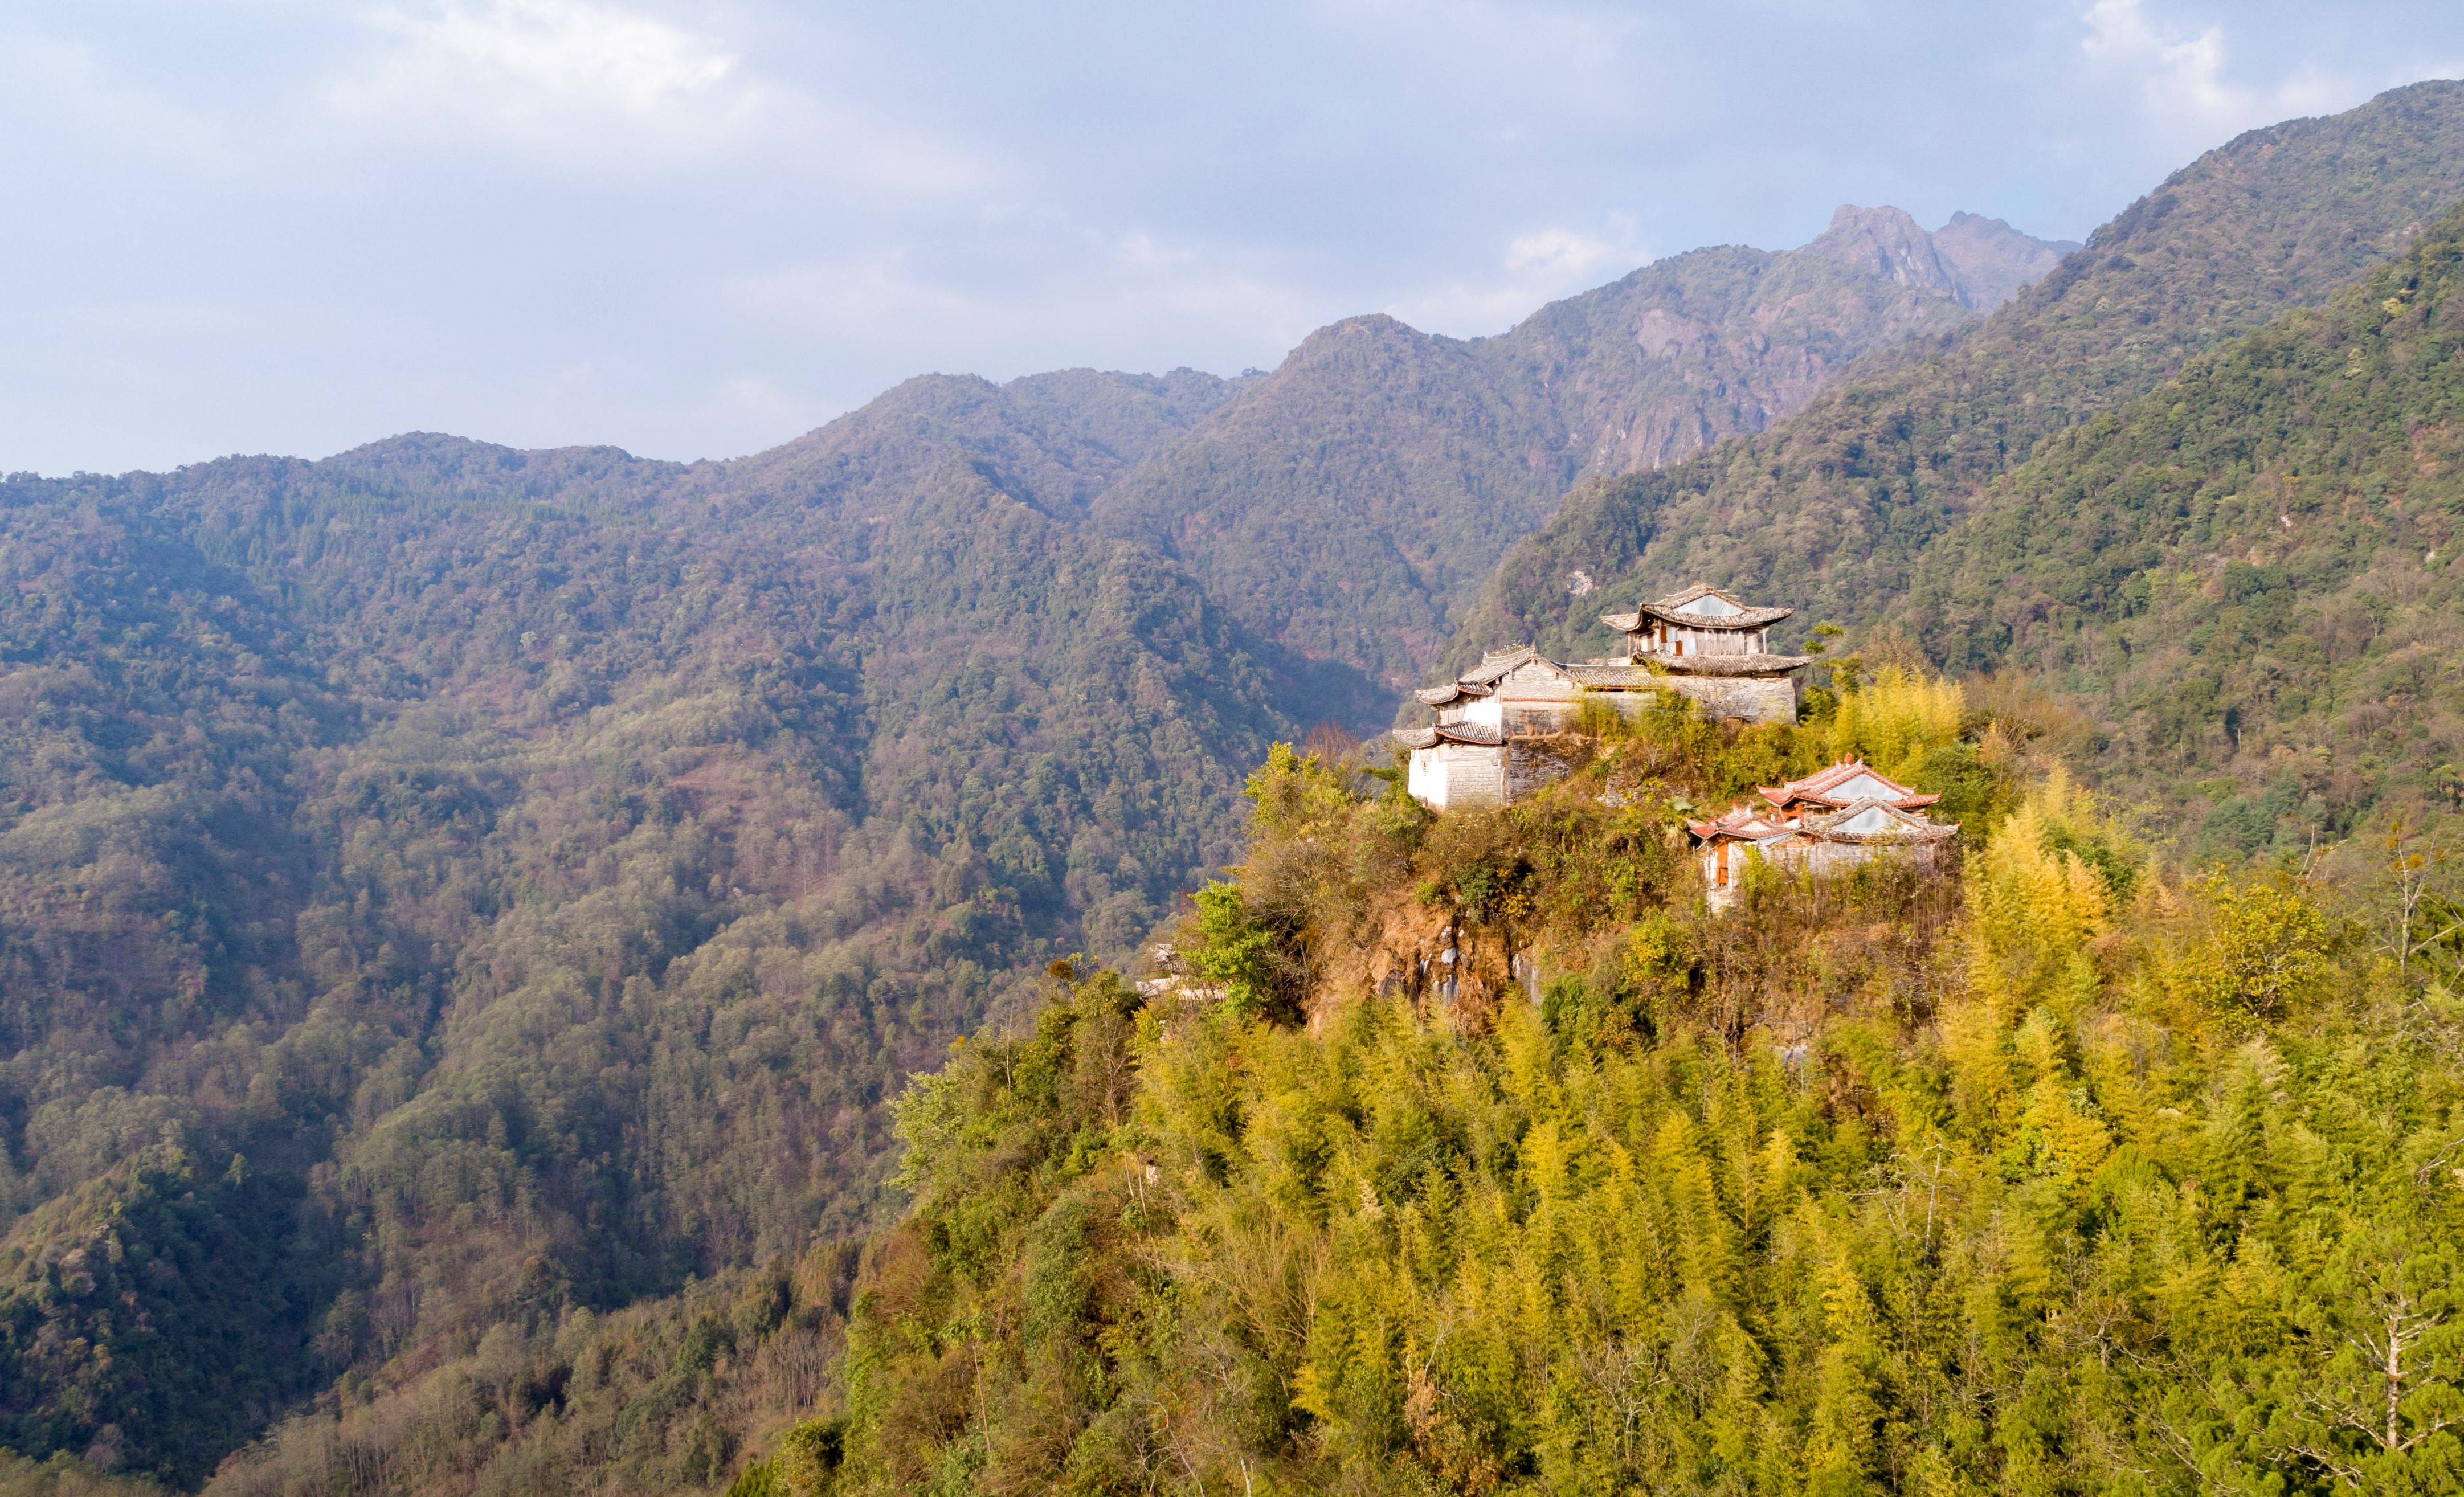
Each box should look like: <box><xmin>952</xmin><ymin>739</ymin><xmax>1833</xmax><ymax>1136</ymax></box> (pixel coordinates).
<box><xmin>325</xmin><ymin>0</ymin><xmax>753</xmax><ymax>153</ymax></box>
<box><xmin>1386</xmin><ymin>216</ymin><xmax>1649</xmax><ymax>337</ymax></box>
<box><xmin>724</xmin><ymin>226</ymin><xmax>1322</xmax><ymax>378</ymax></box>
<box><xmin>2080</xmin><ymin>0</ymin><xmax>2356</xmax><ymax>137</ymax></box>
<box><xmin>706</xmin><ymin>374</ymin><xmax>803</xmax><ymax>427</ymax></box>
<box><xmin>316</xmin><ymin>1</ymin><xmax>990</xmax><ymax>191</ymax></box>
<box><xmin>1504</xmin><ymin>224</ymin><xmax>1636</xmax><ymax>282</ymax></box>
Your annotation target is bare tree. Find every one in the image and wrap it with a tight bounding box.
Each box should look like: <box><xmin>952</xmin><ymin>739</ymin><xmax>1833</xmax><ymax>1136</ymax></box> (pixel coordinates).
<box><xmin>2367</xmin><ymin>817</ymin><xmax>2464</xmax><ymax>975</ymax></box>
<box><xmin>2286</xmin><ymin>1265</ymin><xmax>2464</xmax><ymax>1488</ymax></box>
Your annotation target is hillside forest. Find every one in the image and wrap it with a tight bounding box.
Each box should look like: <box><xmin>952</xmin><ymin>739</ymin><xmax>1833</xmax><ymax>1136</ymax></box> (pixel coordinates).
<box><xmin>5</xmin><ymin>76</ymin><xmax>2464</xmax><ymax>1497</ymax></box>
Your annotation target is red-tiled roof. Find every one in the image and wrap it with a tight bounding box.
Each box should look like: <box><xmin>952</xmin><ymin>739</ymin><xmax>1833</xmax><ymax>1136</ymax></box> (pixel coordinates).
<box><xmin>1686</xmin><ymin>804</ymin><xmax>1786</xmax><ymax>841</ymax></box>
<box><xmin>1759</xmin><ymin>758</ymin><xmax>1938</xmax><ymax>811</ymax></box>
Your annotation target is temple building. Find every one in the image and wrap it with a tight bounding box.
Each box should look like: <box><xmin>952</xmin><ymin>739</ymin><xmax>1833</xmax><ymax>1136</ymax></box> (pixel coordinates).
<box><xmin>1393</xmin><ymin>583</ymin><xmax>1811</xmax><ymax>811</ymax></box>
<box><xmin>1392</xmin><ymin>646</ymin><xmax>1654</xmax><ymax>810</ymax></box>
<box><xmin>1597</xmin><ymin>583</ymin><xmax>1815</xmax><ymax>725</ymax></box>
<box><xmin>1686</xmin><ymin>758</ymin><xmax>1959</xmax><ymax>908</ymax></box>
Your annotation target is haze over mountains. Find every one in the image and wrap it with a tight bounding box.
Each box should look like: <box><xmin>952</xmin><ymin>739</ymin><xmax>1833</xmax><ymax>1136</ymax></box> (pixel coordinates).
<box><xmin>6</xmin><ymin>76</ymin><xmax>2464</xmax><ymax>1496</ymax></box>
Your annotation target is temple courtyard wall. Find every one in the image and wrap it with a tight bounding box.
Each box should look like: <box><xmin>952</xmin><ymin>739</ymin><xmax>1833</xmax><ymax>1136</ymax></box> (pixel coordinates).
<box><xmin>1659</xmin><ymin>674</ymin><xmax>1799</xmax><ymax>726</ymax></box>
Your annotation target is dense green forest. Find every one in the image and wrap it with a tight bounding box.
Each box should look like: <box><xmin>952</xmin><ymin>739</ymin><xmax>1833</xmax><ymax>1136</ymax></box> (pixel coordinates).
<box><xmin>708</xmin><ymin>82</ymin><xmax>2464</xmax><ymax>1497</ymax></box>
<box><xmin>1889</xmin><ymin>198</ymin><xmax>2464</xmax><ymax>863</ymax></box>
<box><xmin>0</xmin><ymin>402</ymin><xmax>1303</xmax><ymax>1488</ymax></box>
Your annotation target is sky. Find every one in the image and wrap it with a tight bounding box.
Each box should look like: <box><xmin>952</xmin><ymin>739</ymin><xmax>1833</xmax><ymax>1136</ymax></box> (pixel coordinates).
<box><xmin>4</xmin><ymin>1</ymin><xmax>2462</xmax><ymax>476</ymax></box>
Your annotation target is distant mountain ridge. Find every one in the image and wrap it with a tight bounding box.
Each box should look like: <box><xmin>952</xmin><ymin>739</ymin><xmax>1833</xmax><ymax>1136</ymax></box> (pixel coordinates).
<box><xmin>1465</xmin><ymin>78</ymin><xmax>2464</xmax><ymax>681</ymax></box>
<box><xmin>1085</xmin><ymin>206</ymin><xmax>2074</xmax><ymax>692</ymax></box>
<box><xmin>0</xmin><ymin>205</ymin><xmax>2080</xmax><ymax>1479</ymax></box>
<box><xmin>1809</xmin><ymin>205</ymin><xmax>2073</xmax><ymax>312</ymax></box>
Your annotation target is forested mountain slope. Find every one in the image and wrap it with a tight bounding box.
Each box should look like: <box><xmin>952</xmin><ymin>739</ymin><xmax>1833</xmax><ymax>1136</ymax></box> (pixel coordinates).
<box><xmin>0</xmin><ymin>420</ymin><xmax>1298</xmax><ymax>1486</ymax></box>
<box><xmin>1093</xmin><ymin>209</ymin><xmax>2069</xmax><ymax>689</ymax></box>
<box><xmin>729</xmin><ymin>366</ymin><xmax>1244</xmax><ymax>522</ymax></box>
<box><xmin>1884</xmin><ymin>200</ymin><xmax>2464</xmax><ymax>860</ymax></box>
<box><xmin>1465</xmin><ymin>79</ymin><xmax>2464</xmax><ymax>672</ymax></box>
<box><xmin>0</xmin><ymin>207</ymin><xmax>2049</xmax><ymax>1484</ymax></box>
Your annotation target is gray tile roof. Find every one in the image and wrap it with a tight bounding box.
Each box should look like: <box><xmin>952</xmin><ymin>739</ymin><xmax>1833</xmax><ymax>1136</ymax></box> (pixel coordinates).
<box><xmin>1653</xmin><ymin>653</ymin><xmax>1816</xmax><ymax>677</ymax></box>
<box><xmin>1391</xmin><ymin>722</ymin><xmax>1505</xmax><ymax>750</ymax></box>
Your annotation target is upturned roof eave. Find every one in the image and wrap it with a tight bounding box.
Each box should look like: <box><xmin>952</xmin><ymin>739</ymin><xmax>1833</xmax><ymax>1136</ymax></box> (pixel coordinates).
<box><xmin>1636</xmin><ymin>603</ymin><xmax>1795</xmax><ymax>629</ymax></box>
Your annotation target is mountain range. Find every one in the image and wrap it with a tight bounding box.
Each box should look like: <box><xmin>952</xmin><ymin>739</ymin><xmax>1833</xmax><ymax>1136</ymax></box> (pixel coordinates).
<box><xmin>3</xmin><ymin>75</ymin><xmax>2464</xmax><ymax>1496</ymax></box>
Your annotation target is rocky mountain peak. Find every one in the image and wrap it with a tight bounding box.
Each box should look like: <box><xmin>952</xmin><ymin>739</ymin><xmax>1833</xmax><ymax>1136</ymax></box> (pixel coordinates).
<box><xmin>1931</xmin><ymin>210</ymin><xmax>2080</xmax><ymax>310</ymax></box>
<box><xmin>1804</xmin><ymin>203</ymin><xmax>1960</xmax><ymax>298</ymax></box>
<box><xmin>1803</xmin><ymin>203</ymin><xmax>2077</xmax><ymax>312</ymax></box>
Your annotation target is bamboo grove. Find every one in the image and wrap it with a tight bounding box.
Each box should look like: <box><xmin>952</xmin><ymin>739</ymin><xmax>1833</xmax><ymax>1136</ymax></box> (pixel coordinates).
<box><xmin>721</xmin><ymin>670</ymin><xmax>2464</xmax><ymax>1496</ymax></box>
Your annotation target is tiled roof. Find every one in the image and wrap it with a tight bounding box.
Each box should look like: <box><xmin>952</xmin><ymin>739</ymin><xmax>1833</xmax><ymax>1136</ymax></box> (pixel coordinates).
<box><xmin>1686</xmin><ymin>804</ymin><xmax>1788</xmax><ymax>841</ymax></box>
<box><xmin>1458</xmin><ymin>645</ymin><xmax>1542</xmax><ymax>686</ymax></box>
<box><xmin>1654</xmin><ymin>653</ymin><xmax>1815</xmax><ymax>677</ymax></box>
<box><xmin>1759</xmin><ymin>758</ymin><xmax>1939</xmax><ymax>810</ymax></box>
<box><xmin>1638</xmin><ymin>602</ymin><xmax>1795</xmax><ymax>629</ymax></box>
<box><xmin>1563</xmin><ymin>662</ymin><xmax>1656</xmax><ymax>688</ymax></box>
<box><xmin>1391</xmin><ymin>722</ymin><xmax>1505</xmax><ymax>750</ymax></box>
<box><xmin>1800</xmin><ymin>797</ymin><xmax>1959</xmax><ymax>843</ymax></box>
<box><xmin>1635</xmin><ymin>582</ymin><xmax>1795</xmax><ymax>630</ymax></box>
<box><xmin>1652</xmin><ymin>582</ymin><xmax>1743</xmax><ymax>611</ymax></box>
<box><xmin>1416</xmin><ymin>680</ymin><xmax>1494</xmax><ymax>705</ymax></box>
<box><xmin>1608</xmin><ymin>583</ymin><xmax>1794</xmax><ymax>633</ymax></box>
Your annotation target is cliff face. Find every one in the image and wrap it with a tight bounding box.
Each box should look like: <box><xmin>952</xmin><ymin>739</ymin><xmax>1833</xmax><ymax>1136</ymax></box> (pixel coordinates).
<box><xmin>1930</xmin><ymin>208</ymin><xmax>2081</xmax><ymax>309</ymax></box>
<box><xmin>1518</xmin><ymin>205</ymin><xmax>2079</xmax><ymax>480</ymax></box>
<box><xmin>1800</xmin><ymin>204</ymin><xmax>2077</xmax><ymax>313</ymax></box>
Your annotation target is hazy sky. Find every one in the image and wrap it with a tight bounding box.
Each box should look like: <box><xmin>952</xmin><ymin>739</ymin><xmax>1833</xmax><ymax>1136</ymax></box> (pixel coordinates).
<box><xmin>6</xmin><ymin>1</ymin><xmax>2462</xmax><ymax>476</ymax></box>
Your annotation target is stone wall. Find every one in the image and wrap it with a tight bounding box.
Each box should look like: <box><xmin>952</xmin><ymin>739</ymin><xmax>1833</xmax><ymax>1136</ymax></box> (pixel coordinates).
<box><xmin>1409</xmin><ymin>741</ymin><xmax>1507</xmax><ymax>809</ymax></box>
<box><xmin>1506</xmin><ymin>735</ymin><xmax>1590</xmax><ymax>800</ymax></box>
<box><xmin>1662</xmin><ymin>673</ymin><xmax>1799</xmax><ymax>726</ymax></box>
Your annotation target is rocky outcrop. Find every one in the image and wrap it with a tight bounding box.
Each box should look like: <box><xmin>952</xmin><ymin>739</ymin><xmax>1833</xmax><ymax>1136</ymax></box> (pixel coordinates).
<box><xmin>1501</xmin><ymin>204</ymin><xmax>2075</xmax><ymax>480</ymax></box>
<box><xmin>1804</xmin><ymin>203</ymin><xmax>2077</xmax><ymax>312</ymax></box>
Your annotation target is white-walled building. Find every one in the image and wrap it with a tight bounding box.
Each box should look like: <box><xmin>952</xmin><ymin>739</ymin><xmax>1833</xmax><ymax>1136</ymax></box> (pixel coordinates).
<box><xmin>1687</xmin><ymin>759</ymin><xmax>1959</xmax><ymax>908</ymax></box>
<box><xmin>1392</xmin><ymin>647</ymin><xmax>1656</xmax><ymax>809</ymax></box>
<box><xmin>1392</xmin><ymin>584</ymin><xmax>1815</xmax><ymax>812</ymax></box>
